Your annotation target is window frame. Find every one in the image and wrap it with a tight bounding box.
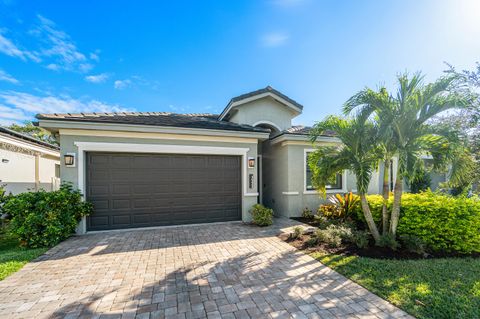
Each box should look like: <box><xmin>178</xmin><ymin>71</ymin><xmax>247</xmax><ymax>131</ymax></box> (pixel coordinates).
<box><xmin>304</xmin><ymin>149</ymin><xmax>346</xmax><ymax>194</ymax></box>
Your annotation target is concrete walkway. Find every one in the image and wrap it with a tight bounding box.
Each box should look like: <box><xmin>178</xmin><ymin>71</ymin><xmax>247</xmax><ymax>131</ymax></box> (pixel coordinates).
<box><xmin>0</xmin><ymin>219</ymin><xmax>413</xmax><ymax>319</ymax></box>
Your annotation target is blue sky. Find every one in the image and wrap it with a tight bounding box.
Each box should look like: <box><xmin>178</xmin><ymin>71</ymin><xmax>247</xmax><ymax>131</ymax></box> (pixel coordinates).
<box><xmin>0</xmin><ymin>0</ymin><xmax>479</xmax><ymax>127</ymax></box>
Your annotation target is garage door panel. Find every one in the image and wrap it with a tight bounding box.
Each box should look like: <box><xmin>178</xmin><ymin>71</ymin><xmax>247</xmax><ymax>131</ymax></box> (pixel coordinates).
<box><xmin>86</xmin><ymin>152</ymin><xmax>242</xmax><ymax>231</ymax></box>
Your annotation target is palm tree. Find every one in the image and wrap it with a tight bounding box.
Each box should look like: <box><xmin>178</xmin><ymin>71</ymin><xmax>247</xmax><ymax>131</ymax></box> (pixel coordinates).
<box><xmin>309</xmin><ymin>116</ymin><xmax>382</xmax><ymax>242</ymax></box>
<box><xmin>344</xmin><ymin>72</ymin><xmax>472</xmax><ymax>236</ymax></box>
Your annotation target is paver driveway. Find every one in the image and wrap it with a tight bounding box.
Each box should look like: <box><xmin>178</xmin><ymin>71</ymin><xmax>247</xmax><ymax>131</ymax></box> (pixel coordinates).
<box><xmin>0</xmin><ymin>219</ymin><xmax>412</xmax><ymax>319</ymax></box>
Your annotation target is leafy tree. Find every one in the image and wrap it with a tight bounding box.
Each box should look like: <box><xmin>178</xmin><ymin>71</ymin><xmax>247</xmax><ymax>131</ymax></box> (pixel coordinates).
<box><xmin>8</xmin><ymin>121</ymin><xmax>58</xmax><ymax>146</ymax></box>
<box><xmin>309</xmin><ymin>116</ymin><xmax>382</xmax><ymax>242</ymax></box>
<box><xmin>343</xmin><ymin>72</ymin><xmax>472</xmax><ymax>236</ymax></box>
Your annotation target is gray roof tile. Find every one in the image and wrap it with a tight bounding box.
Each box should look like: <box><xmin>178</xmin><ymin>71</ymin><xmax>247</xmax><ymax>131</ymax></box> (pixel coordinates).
<box><xmin>36</xmin><ymin>112</ymin><xmax>270</xmax><ymax>133</ymax></box>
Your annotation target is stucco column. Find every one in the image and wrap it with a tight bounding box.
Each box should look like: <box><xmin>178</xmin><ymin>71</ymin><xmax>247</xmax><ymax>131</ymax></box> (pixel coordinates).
<box><xmin>34</xmin><ymin>154</ymin><xmax>40</xmax><ymax>191</ymax></box>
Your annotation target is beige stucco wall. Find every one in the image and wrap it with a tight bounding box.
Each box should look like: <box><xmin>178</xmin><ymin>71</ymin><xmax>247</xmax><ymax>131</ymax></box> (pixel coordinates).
<box><xmin>0</xmin><ymin>148</ymin><xmax>59</xmax><ymax>194</ymax></box>
<box><xmin>228</xmin><ymin>97</ymin><xmax>297</xmax><ymax>131</ymax></box>
<box><xmin>59</xmin><ymin>131</ymin><xmax>260</xmax><ymax>233</ymax></box>
<box><xmin>261</xmin><ymin>142</ymin><xmax>383</xmax><ymax>218</ymax></box>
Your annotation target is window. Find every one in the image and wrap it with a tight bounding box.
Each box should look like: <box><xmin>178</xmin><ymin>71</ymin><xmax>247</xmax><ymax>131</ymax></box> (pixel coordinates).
<box><xmin>305</xmin><ymin>151</ymin><xmax>343</xmax><ymax>191</ymax></box>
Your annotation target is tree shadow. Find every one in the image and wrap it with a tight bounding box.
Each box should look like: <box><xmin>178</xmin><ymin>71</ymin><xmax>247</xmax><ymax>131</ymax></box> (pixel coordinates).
<box><xmin>48</xmin><ymin>249</ymin><xmax>399</xmax><ymax>318</ymax></box>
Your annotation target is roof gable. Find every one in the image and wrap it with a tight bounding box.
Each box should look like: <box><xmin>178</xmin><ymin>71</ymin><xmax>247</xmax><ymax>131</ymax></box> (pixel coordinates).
<box><xmin>218</xmin><ymin>86</ymin><xmax>303</xmax><ymax>121</ymax></box>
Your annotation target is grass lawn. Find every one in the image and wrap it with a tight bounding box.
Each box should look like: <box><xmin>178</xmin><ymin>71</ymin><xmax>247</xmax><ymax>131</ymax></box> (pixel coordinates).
<box><xmin>0</xmin><ymin>234</ymin><xmax>48</xmax><ymax>281</ymax></box>
<box><xmin>312</xmin><ymin>252</ymin><xmax>480</xmax><ymax>319</ymax></box>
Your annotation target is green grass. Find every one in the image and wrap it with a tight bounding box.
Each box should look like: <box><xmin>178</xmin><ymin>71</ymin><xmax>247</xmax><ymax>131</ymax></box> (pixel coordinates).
<box><xmin>0</xmin><ymin>234</ymin><xmax>48</xmax><ymax>281</ymax></box>
<box><xmin>312</xmin><ymin>252</ymin><xmax>480</xmax><ymax>319</ymax></box>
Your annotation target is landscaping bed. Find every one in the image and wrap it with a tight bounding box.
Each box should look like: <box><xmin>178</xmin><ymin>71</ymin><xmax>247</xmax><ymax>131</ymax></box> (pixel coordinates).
<box><xmin>281</xmin><ymin>191</ymin><xmax>480</xmax><ymax>319</ymax></box>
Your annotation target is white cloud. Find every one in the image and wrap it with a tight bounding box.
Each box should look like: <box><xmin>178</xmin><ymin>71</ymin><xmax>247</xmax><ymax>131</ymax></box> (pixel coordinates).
<box><xmin>114</xmin><ymin>79</ymin><xmax>132</xmax><ymax>90</ymax></box>
<box><xmin>85</xmin><ymin>73</ymin><xmax>109</xmax><ymax>83</ymax></box>
<box><xmin>89</xmin><ymin>50</ymin><xmax>100</xmax><ymax>62</ymax></box>
<box><xmin>0</xmin><ymin>16</ymin><xmax>98</xmax><ymax>73</ymax></box>
<box><xmin>261</xmin><ymin>32</ymin><xmax>289</xmax><ymax>47</ymax></box>
<box><xmin>0</xmin><ymin>90</ymin><xmax>133</xmax><ymax>125</ymax></box>
<box><xmin>0</xmin><ymin>69</ymin><xmax>19</xmax><ymax>84</ymax></box>
<box><xmin>0</xmin><ymin>31</ymin><xmax>40</xmax><ymax>62</ymax></box>
<box><xmin>32</xmin><ymin>15</ymin><xmax>91</xmax><ymax>72</ymax></box>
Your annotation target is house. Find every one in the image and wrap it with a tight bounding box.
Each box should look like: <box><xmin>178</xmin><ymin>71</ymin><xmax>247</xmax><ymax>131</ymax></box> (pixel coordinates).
<box><xmin>37</xmin><ymin>86</ymin><xmax>389</xmax><ymax>233</ymax></box>
<box><xmin>0</xmin><ymin>126</ymin><xmax>60</xmax><ymax>195</ymax></box>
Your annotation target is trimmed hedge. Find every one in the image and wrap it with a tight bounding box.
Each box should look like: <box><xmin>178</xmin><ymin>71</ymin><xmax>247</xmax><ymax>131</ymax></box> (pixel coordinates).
<box><xmin>353</xmin><ymin>192</ymin><xmax>480</xmax><ymax>253</ymax></box>
<box><xmin>2</xmin><ymin>183</ymin><xmax>93</xmax><ymax>248</ymax></box>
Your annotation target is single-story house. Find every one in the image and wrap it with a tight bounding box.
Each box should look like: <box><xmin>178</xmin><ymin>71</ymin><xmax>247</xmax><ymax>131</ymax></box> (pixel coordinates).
<box><xmin>0</xmin><ymin>126</ymin><xmax>60</xmax><ymax>194</ymax></box>
<box><xmin>37</xmin><ymin>87</ymin><xmax>440</xmax><ymax>233</ymax></box>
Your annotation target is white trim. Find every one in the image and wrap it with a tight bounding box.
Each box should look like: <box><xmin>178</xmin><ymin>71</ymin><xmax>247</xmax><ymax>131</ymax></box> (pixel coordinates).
<box><xmin>257</xmin><ymin>155</ymin><xmax>263</xmax><ymax>203</ymax></box>
<box><xmin>0</xmin><ymin>135</ymin><xmax>59</xmax><ymax>157</ymax></box>
<box><xmin>219</xmin><ymin>92</ymin><xmax>302</xmax><ymax>120</ymax></box>
<box><xmin>282</xmin><ymin>191</ymin><xmax>299</xmax><ymax>195</ymax></box>
<box><xmin>39</xmin><ymin>120</ymin><xmax>270</xmax><ymax>140</ymax></box>
<box><xmin>252</xmin><ymin>120</ymin><xmax>282</xmax><ymax>132</ymax></box>
<box><xmin>59</xmin><ymin>129</ymin><xmax>258</xmax><ymax>144</ymax></box>
<box><xmin>303</xmin><ymin>148</ymin><xmax>347</xmax><ymax>194</ymax></box>
<box><xmin>74</xmin><ymin>142</ymin><xmax>258</xmax><ymax>233</ymax></box>
<box><xmin>271</xmin><ymin>134</ymin><xmax>340</xmax><ymax>146</ymax></box>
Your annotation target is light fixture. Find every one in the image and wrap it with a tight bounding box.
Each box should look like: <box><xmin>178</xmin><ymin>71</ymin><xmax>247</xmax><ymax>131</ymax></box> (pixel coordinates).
<box><xmin>248</xmin><ymin>157</ymin><xmax>255</xmax><ymax>168</ymax></box>
<box><xmin>64</xmin><ymin>153</ymin><xmax>75</xmax><ymax>167</ymax></box>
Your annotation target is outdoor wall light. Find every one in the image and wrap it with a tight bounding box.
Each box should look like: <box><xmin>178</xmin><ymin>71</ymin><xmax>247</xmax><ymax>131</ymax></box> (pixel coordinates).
<box><xmin>64</xmin><ymin>153</ymin><xmax>76</xmax><ymax>167</ymax></box>
<box><xmin>248</xmin><ymin>157</ymin><xmax>255</xmax><ymax>168</ymax></box>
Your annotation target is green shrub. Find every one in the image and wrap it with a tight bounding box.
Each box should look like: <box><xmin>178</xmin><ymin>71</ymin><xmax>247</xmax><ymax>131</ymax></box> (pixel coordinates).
<box><xmin>3</xmin><ymin>183</ymin><xmax>93</xmax><ymax>248</ymax></box>
<box><xmin>398</xmin><ymin>192</ymin><xmax>480</xmax><ymax>253</ymax></box>
<box><xmin>399</xmin><ymin>234</ymin><xmax>425</xmax><ymax>255</ymax></box>
<box><xmin>301</xmin><ymin>207</ymin><xmax>314</xmax><ymax>219</ymax></box>
<box><xmin>250</xmin><ymin>204</ymin><xmax>273</xmax><ymax>226</ymax></box>
<box><xmin>351</xmin><ymin>230</ymin><xmax>370</xmax><ymax>249</ymax></box>
<box><xmin>290</xmin><ymin>226</ymin><xmax>303</xmax><ymax>240</ymax></box>
<box><xmin>305</xmin><ymin>236</ymin><xmax>319</xmax><ymax>247</ymax></box>
<box><xmin>352</xmin><ymin>192</ymin><xmax>480</xmax><ymax>253</ymax></box>
<box><xmin>318</xmin><ymin>204</ymin><xmax>341</xmax><ymax>219</ymax></box>
<box><xmin>327</xmin><ymin>192</ymin><xmax>359</xmax><ymax>220</ymax></box>
<box><xmin>315</xmin><ymin>224</ymin><xmax>353</xmax><ymax>248</ymax></box>
<box><xmin>351</xmin><ymin>194</ymin><xmax>384</xmax><ymax>224</ymax></box>
<box><xmin>377</xmin><ymin>233</ymin><xmax>400</xmax><ymax>250</ymax></box>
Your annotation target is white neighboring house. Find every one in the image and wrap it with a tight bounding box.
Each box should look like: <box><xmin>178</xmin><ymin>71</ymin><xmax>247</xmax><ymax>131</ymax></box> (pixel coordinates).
<box><xmin>0</xmin><ymin>126</ymin><xmax>60</xmax><ymax>195</ymax></box>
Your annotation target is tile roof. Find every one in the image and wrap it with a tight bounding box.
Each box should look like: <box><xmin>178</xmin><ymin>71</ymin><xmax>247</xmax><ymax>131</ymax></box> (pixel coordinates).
<box><xmin>229</xmin><ymin>86</ymin><xmax>303</xmax><ymax>110</ymax></box>
<box><xmin>272</xmin><ymin>125</ymin><xmax>336</xmax><ymax>138</ymax></box>
<box><xmin>0</xmin><ymin>126</ymin><xmax>59</xmax><ymax>150</ymax></box>
<box><xmin>36</xmin><ymin>112</ymin><xmax>270</xmax><ymax>133</ymax></box>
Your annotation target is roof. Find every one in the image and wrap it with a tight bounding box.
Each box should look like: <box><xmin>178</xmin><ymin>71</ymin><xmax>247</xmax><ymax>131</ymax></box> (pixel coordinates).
<box><xmin>36</xmin><ymin>112</ymin><xmax>270</xmax><ymax>133</ymax></box>
<box><xmin>219</xmin><ymin>86</ymin><xmax>304</xmax><ymax>121</ymax></box>
<box><xmin>271</xmin><ymin>125</ymin><xmax>336</xmax><ymax>138</ymax></box>
<box><xmin>0</xmin><ymin>126</ymin><xmax>59</xmax><ymax>150</ymax></box>
<box><xmin>229</xmin><ymin>86</ymin><xmax>304</xmax><ymax>110</ymax></box>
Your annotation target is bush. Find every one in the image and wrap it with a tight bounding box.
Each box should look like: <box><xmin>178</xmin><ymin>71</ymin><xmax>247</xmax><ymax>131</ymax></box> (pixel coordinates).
<box><xmin>351</xmin><ymin>194</ymin><xmax>384</xmax><ymax>224</ymax></box>
<box><xmin>409</xmin><ymin>170</ymin><xmax>432</xmax><ymax>194</ymax></box>
<box><xmin>377</xmin><ymin>233</ymin><xmax>400</xmax><ymax>250</ymax></box>
<box><xmin>315</xmin><ymin>224</ymin><xmax>353</xmax><ymax>248</ymax></box>
<box><xmin>318</xmin><ymin>204</ymin><xmax>341</xmax><ymax>219</ymax></box>
<box><xmin>327</xmin><ymin>192</ymin><xmax>359</xmax><ymax>220</ymax></box>
<box><xmin>250</xmin><ymin>204</ymin><xmax>273</xmax><ymax>226</ymax></box>
<box><xmin>3</xmin><ymin>183</ymin><xmax>93</xmax><ymax>248</ymax></box>
<box><xmin>351</xmin><ymin>230</ymin><xmax>370</xmax><ymax>249</ymax></box>
<box><xmin>290</xmin><ymin>226</ymin><xmax>303</xmax><ymax>240</ymax></box>
<box><xmin>398</xmin><ymin>192</ymin><xmax>480</xmax><ymax>253</ymax></box>
<box><xmin>301</xmin><ymin>207</ymin><xmax>314</xmax><ymax>219</ymax></box>
<box><xmin>399</xmin><ymin>234</ymin><xmax>425</xmax><ymax>255</ymax></box>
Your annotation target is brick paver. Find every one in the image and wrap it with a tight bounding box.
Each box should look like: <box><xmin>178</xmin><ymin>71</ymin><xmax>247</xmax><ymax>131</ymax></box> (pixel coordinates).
<box><xmin>0</xmin><ymin>219</ymin><xmax>413</xmax><ymax>319</ymax></box>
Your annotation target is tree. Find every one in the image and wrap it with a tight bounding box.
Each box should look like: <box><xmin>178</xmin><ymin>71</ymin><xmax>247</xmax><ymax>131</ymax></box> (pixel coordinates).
<box><xmin>309</xmin><ymin>116</ymin><xmax>382</xmax><ymax>242</ymax></box>
<box><xmin>8</xmin><ymin>121</ymin><xmax>58</xmax><ymax>146</ymax></box>
<box><xmin>344</xmin><ymin>72</ymin><xmax>472</xmax><ymax>236</ymax></box>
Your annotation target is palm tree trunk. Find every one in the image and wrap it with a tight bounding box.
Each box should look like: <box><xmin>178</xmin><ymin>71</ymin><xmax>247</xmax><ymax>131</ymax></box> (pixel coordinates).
<box><xmin>359</xmin><ymin>193</ymin><xmax>380</xmax><ymax>243</ymax></box>
<box><xmin>382</xmin><ymin>159</ymin><xmax>390</xmax><ymax>235</ymax></box>
<box><xmin>389</xmin><ymin>167</ymin><xmax>403</xmax><ymax>236</ymax></box>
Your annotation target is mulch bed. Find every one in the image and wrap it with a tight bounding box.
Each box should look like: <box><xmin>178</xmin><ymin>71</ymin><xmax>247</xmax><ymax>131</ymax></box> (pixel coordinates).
<box><xmin>284</xmin><ymin>218</ymin><xmax>479</xmax><ymax>260</ymax></box>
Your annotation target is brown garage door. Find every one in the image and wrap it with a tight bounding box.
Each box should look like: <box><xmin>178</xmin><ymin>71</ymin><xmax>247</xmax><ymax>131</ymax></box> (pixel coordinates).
<box><xmin>86</xmin><ymin>152</ymin><xmax>242</xmax><ymax>231</ymax></box>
